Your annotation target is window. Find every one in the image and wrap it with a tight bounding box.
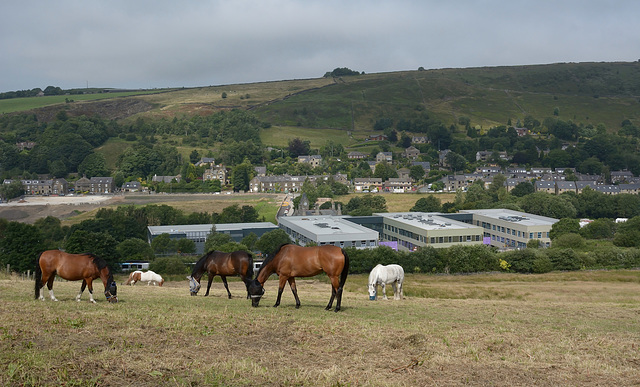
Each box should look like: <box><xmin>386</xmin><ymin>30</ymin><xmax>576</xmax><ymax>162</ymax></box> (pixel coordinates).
<box><xmin>529</xmin><ymin>232</ymin><xmax>534</xmax><ymax>239</ymax></box>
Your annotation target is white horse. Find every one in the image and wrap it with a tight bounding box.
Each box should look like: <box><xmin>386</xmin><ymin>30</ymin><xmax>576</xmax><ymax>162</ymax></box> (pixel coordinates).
<box><xmin>368</xmin><ymin>264</ymin><xmax>404</xmax><ymax>300</ymax></box>
<box><xmin>125</xmin><ymin>270</ymin><xmax>164</xmax><ymax>286</ymax></box>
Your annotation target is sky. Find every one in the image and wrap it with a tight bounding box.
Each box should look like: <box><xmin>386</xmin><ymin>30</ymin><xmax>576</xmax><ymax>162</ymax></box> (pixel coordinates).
<box><xmin>1</xmin><ymin>1</ymin><xmax>639</xmax><ymax>92</ymax></box>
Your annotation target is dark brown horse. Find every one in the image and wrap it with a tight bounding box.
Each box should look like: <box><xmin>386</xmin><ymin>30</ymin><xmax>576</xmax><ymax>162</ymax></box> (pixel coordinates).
<box><xmin>247</xmin><ymin>244</ymin><xmax>349</xmax><ymax>312</ymax></box>
<box><xmin>187</xmin><ymin>250</ymin><xmax>253</xmax><ymax>298</ymax></box>
<box><xmin>34</xmin><ymin>250</ymin><xmax>118</xmax><ymax>303</ymax></box>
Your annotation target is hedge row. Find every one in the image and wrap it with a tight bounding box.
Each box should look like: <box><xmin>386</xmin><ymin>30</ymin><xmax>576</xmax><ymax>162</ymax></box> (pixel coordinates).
<box><xmin>343</xmin><ymin>245</ymin><xmax>640</xmax><ymax>275</ymax></box>
<box><xmin>147</xmin><ymin>245</ymin><xmax>640</xmax><ymax>276</ymax></box>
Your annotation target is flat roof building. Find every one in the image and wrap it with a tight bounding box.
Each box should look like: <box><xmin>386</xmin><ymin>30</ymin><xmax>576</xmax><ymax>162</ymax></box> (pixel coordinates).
<box><xmin>378</xmin><ymin>212</ymin><xmax>484</xmax><ymax>251</ymax></box>
<box><xmin>461</xmin><ymin>209</ymin><xmax>558</xmax><ymax>249</ymax></box>
<box><xmin>277</xmin><ymin>215</ymin><xmax>379</xmax><ymax>249</ymax></box>
<box><xmin>147</xmin><ymin>222</ymin><xmax>279</xmax><ymax>254</ymax></box>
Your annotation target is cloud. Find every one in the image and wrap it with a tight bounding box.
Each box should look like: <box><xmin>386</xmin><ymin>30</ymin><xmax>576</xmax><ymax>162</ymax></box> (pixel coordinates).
<box><xmin>1</xmin><ymin>0</ymin><xmax>639</xmax><ymax>92</ymax></box>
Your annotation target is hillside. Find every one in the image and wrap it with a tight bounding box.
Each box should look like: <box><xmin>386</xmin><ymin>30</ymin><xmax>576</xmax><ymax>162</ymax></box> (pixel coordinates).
<box><xmin>4</xmin><ymin>61</ymin><xmax>640</xmax><ymax>138</ymax></box>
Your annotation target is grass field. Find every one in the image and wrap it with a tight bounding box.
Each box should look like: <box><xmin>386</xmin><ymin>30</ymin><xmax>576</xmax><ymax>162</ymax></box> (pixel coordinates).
<box><xmin>1</xmin><ymin>270</ymin><xmax>639</xmax><ymax>386</ymax></box>
<box><xmin>0</xmin><ymin>91</ymin><xmax>170</xmax><ymax>114</ymax></box>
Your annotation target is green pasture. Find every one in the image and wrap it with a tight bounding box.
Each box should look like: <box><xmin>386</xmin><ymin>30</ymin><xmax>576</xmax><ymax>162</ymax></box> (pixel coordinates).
<box><xmin>0</xmin><ymin>90</ymin><xmax>169</xmax><ymax>114</ymax></box>
<box><xmin>260</xmin><ymin>125</ymin><xmax>355</xmax><ymax>148</ymax></box>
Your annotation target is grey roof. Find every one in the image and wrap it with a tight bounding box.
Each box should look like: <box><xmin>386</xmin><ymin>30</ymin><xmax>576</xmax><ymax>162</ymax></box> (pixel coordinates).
<box><xmin>379</xmin><ymin>212</ymin><xmax>480</xmax><ymax>231</ymax></box>
<box><xmin>278</xmin><ymin>216</ymin><xmax>378</xmax><ymax>243</ymax></box>
<box><xmin>461</xmin><ymin>209</ymin><xmax>558</xmax><ymax>227</ymax></box>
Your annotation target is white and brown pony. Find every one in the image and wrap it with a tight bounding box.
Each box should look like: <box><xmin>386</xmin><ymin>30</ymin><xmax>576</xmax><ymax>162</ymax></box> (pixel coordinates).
<box><xmin>125</xmin><ymin>270</ymin><xmax>164</xmax><ymax>286</ymax></box>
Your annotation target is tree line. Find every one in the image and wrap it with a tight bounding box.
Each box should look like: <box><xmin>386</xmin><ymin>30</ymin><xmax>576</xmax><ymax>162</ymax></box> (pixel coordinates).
<box><xmin>0</xmin><ymin>203</ymin><xmax>265</xmax><ymax>273</ymax></box>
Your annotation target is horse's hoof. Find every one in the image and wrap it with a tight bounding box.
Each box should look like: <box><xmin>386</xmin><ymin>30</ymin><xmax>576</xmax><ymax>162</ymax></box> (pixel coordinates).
<box><xmin>295</xmin><ymin>305</ymin><xmax>300</xmax><ymax>309</ymax></box>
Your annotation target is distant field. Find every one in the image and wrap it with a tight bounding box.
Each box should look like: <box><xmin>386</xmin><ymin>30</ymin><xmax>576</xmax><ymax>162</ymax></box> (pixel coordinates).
<box><xmin>335</xmin><ymin>192</ymin><xmax>455</xmax><ymax>212</ymax></box>
<box><xmin>2</xmin><ymin>270</ymin><xmax>639</xmax><ymax>385</ymax></box>
<box><xmin>0</xmin><ymin>90</ymin><xmax>170</xmax><ymax>114</ymax></box>
<box><xmin>261</xmin><ymin>125</ymin><xmax>356</xmax><ymax>148</ymax></box>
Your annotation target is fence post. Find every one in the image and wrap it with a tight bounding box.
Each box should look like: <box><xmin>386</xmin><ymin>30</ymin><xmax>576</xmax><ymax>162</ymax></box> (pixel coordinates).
<box><xmin>6</xmin><ymin>264</ymin><xmax>9</xmax><ymax>275</ymax></box>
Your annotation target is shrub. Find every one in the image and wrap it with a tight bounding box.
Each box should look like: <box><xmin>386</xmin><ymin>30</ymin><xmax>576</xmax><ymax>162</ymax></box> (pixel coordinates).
<box><xmin>532</xmin><ymin>255</ymin><xmax>553</xmax><ymax>273</ymax></box>
<box><xmin>552</xmin><ymin>233</ymin><xmax>585</xmax><ymax>249</ymax></box>
<box><xmin>441</xmin><ymin>245</ymin><xmax>499</xmax><ymax>274</ymax></box>
<box><xmin>547</xmin><ymin>249</ymin><xmax>581</xmax><ymax>271</ymax></box>
<box><xmin>502</xmin><ymin>249</ymin><xmax>537</xmax><ymax>273</ymax></box>
<box><xmin>150</xmin><ymin>256</ymin><xmax>190</xmax><ymax>275</ymax></box>
<box><xmin>579</xmin><ymin>218</ymin><xmax>616</xmax><ymax>239</ymax></box>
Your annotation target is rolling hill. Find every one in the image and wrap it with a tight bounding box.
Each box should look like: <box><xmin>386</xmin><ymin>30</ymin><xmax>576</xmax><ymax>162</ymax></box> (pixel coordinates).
<box><xmin>3</xmin><ymin>61</ymin><xmax>640</xmax><ymax>147</ymax></box>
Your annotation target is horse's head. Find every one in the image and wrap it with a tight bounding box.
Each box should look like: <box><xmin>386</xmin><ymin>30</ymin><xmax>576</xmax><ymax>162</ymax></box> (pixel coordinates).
<box><xmin>247</xmin><ymin>279</ymin><xmax>265</xmax><ymax>307</ymax></box>
<box><xmin>187</xmin><ymin>276</ymin><xmax>201</xmax><ymax>296</ymax></box>
<box><xmin>105</xmin><ymin>280</ymin><xmax>118</xmax><ymax>303</ymax></box>
<box><xmin>368</xmin><ymin>283</ymin><xmax>376</xmax><ymax>300</ymax></box>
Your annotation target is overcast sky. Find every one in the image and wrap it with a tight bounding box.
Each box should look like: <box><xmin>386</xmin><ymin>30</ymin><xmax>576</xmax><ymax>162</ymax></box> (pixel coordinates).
<box><xmin>1</xmin><ymin>1</ymin><xmax>639</xmax><ymax>92</ymax></box>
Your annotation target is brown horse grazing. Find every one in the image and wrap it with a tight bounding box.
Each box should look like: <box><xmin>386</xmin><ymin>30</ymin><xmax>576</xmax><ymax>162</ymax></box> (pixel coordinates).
<box><xmin>187</xmin><ymin>250</ymin><xmax>253</xmax><ymax>298</ymax></box>
<box><xmin>247</xmin><ymin>244</ymin><xmax>349</xmax><ymax>312</ymax></box>
<box><xmin>34</xmin><ymin>250</ymin><xmax>118</xmax><ymax>303</ymax></box>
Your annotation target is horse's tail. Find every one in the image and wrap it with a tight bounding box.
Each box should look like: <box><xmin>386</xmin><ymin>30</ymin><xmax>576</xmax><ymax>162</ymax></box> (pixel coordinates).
<box><xmin>34</xmin><ymin>252</ymin><xmax>43</xmax><ymax>299</ymax></box>
<box><xmin>339</xmin><ymin>249</ymin><xmax>350</xmax><ymax>288</ymax></box>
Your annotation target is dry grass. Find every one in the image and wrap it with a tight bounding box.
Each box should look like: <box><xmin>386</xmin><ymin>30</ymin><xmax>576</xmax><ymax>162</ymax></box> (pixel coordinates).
<box><xmin>335</xmin><ymin>192</ymin><xmax>456</xmax><ymax>212</ymax></box>
<box><xmin>2</xmin><ymin>270</ymin><xmax>639</xmax><ymax>386</ymax></box>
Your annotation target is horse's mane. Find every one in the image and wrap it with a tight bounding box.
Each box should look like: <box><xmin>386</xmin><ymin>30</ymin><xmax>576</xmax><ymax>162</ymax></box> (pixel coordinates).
<box><xmin>87</xmin><ymin>253</ymin><xmax>114</xmax><ymax>282</ymax></box>
<box><xmin>87</xmin><ymin>253</ymin><xmax>107</xmax><ymax>270</ymax></box>
<box><xmin>191</xmin><ymin>252</ymin><xmax>213</xmax><ymax>275</ymax></box>
<box><xmin>256</xmin><ymin>243</ymin><xmax>292</xmax><ymax>275</ymax></box>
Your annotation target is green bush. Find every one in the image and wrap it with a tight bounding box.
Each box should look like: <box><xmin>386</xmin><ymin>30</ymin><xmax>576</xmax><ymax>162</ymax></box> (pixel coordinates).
<box><xmin>532</xmin><ymin>255</ymin><xmax>553</xmax><ymax>273</ymax></box>
<box><xmin>552</xmin><ymin>233</ymin><xmax>585</xmax><ymax>249</ymax></box>
<box><xmin>502</xmin><ymin>249</ymin><xmax>537</xmax><ymax>273</ymax></box>
<box><xmin>150</xmin><ymin>256</ymin><xmax>190</xmax><ymax>275</ymax></box>
<box><xmin>547</xmin><ymin>249</ymin><xmax>582</xmax><ymax>271</ymax></box>
<box><xmin>441</xmin><ymin>245</ymin><xmax>499</xmax><ymax>274</ymax></box>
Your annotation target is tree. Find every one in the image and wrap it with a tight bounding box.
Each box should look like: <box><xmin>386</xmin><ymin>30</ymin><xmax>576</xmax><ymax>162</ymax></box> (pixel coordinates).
<box><xmin>510</xmin><ymin>182</ymin><xmax>534</xmax><ymax>197</ymax></box>
<box><xmin>288</xmin><ymin>137</ymin><xmax>311</xmax><ymax>157</ymax></box>
<box><xmin>150</xmin><ymin>233</ymin><xmax>177</xmax><ymax>255</ymax></box>
<box><xmin>255</xmin><ymin>229</ymin><xmax>291</xmax><ymax>257</ymax></box>
<box><xmin>445</xmin><ymin>151</ymin><xmax>467</xmax><ymax>173</ymax></box>
<box><xmin>0</xmin><ymin>180</ymin><xmax>24</xmax><ymax>201</ymax></box>
<box><xmin>411</xmin><ymin>196</ymin><xmax>441</xmax><ymax>212</ymax></box>
<box><xmin>176</xmin><ymin>238</ymin><xmax>196</xmax><ymax>254</ymax></box>
<box><xmin>409</xmin><ymin>165</ymin><xmax>425</xmax><ymax>182</ymax></box>
<box><xmin>117</xmin><ymin>238</ymin><xmax>154</xmax><ymax>261</ymax></box>
<box><xmin>64</xmin><ymin>230</ymin><xmax>119</xmax><ymax>269</ymax></box>
<box><xmin>373</xmin><ymin>162</ymin><xmax>398</xmax><ymax>181</ymax></box>
<box><xmin>0</xmin><ymin>220</ymin><xmax>45</xmax><ymax>272</ymax></box>
<box><xmin>241</xmin><ymin>232</ymin><xmax>259</xmax><ymax>250</ymax></box>
<box><xmin>345</xmin><ymin>194</ymin><xmax>387</xmax><ymax>215</ymax></box>
<box><xmin>34</xmin><ymin>216</ymin><xmax>66</xmax><ymax>249</ymax></box>
<box><xmin>231</xmin><ymin>160</ymin><xmax>254</xmax><ymax>192</ymax></box>
<box><xmin>579</xmin><ymin>219</ymin><xmax>616</xmax><ymax>239</ymax></box>
<box><xmin>519</xmin><ymin>192</ymin><xmax>577</xmax><ymax>219</ymax></box>
<box><xmin>613</xmin><ymin>216</ymin><xmax>640</xmax><ymax>247</ymax></box>
<box><xmin>204</xmin><ymin>232</ymin><xmax>233</xmax><ymax>253</ymax></box>
<box><xmin>78</xmin><ymin>153</ymin><xmax>109</xmax><ymax>178</ymax></box>
<box><xmin>189</xmin><ymin>149</ymin><xmax>200</xmax><ymax>164</ymax></box>
<box><xmin>549</xmin><ymin>218</ymin><xmax>580</xmax><ymax>240</ymax></box>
